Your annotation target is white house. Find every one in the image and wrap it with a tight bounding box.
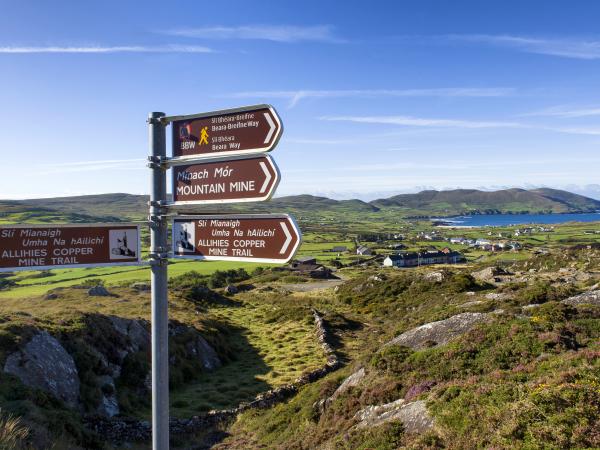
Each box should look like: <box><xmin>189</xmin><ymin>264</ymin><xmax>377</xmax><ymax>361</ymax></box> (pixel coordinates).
<box><xmin>356</xmin><ymin>245</ymin><xmax>373</xmax><ymax>256</ymax></box>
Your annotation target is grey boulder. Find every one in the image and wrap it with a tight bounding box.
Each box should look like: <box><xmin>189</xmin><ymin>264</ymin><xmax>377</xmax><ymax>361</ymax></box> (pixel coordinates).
<box><xmin>4</xmin><ymin>331</ymin><xmax>80</xmax><ymax>408</ymax></box>
<box><xmin>386</xmin><ymin>312</ymin><xmax>490</xmax><ymax>350</ymax></box>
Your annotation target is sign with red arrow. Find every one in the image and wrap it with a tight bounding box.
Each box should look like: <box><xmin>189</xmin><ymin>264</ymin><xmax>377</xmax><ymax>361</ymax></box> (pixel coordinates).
<box><xmin>172</xmin><ymin>215</ymin><xmax>301</xmax><ymax>263</ymax></box>
<box><xmin>168</xmin><ymin>104</ymin><xmax>282</xmax><ymax>159</ymax></box>
<box><xmin>171</xmin><ymin>154</ymin><xmax>280</xmax><ymax>205</ymax></box>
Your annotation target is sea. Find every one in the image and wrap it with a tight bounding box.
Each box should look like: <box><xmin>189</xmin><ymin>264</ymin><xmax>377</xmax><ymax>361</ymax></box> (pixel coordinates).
<box><xmin>434</xmin><ymin>212</ymin><xmax>600</xmax><ymax>227</ymax></box>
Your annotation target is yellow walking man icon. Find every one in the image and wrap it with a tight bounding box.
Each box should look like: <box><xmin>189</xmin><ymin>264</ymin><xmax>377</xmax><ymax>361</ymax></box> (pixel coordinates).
<box><xmin>199</xmin><ymin>126</ymin><xmax>209</xmax><ymax>145</ymax></box>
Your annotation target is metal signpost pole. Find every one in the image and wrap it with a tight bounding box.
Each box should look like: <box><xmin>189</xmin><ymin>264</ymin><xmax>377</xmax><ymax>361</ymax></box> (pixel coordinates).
<box><xmin>148</xmin><ymin>112</ymin><xmax>169</xmax><ymax>450</ymax></box>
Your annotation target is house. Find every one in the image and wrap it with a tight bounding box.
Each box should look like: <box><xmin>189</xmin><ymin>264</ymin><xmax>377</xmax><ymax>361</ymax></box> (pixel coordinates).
<box><xmin>388</xmin><ymin>243</ymin><xmax>406</xmax><ymax>250</ymax></box>
<box><xmin>293</xmin><ymin>256</ymin><xmax>317</xmax><ymax>266</ymax></box>
<box><xmin>331</xmin><ymin>246</ymin><xmax>348</xmax><ymax>253</ymax></box>
<box><xmin>356</xmin><ymin>245</ymin><xmax>373</xmax><ymax>256</ymax></box>
<box><xmin>288</xmin><ymin>257</ymin><xmax>332</xmax><ymax>279</ymax></box>
<box><xmin>507</xmin><ymin>241</ymin><xmax>522</xmax><ymax>250</ymax></box>
<box><xmin>417</xmin><ymin>231</ymin><xmax>444</xmax><ymax>241</ymax></box>
<box><xmin>449</xmin><ymin>237</ymin><xmax>466</xmax><ymax>244</ymax></box>
<box><xmin>383</xmin><ymin>249</ymin><xmax>463</xmax><ymax>268</ymax></box>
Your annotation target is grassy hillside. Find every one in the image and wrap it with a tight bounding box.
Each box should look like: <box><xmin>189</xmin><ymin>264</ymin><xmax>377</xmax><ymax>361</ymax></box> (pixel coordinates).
<box><xmin>0</xmin><ymin>201</ymin><xmax>121</xmax><ymax>224</ymax></box>
<box><xmin>19</xmin><ymin>194</ymin><xmax>149</xmax><ymax>221</ymax></box>
<box><xmin>370</xmin><ymin>188</ymin><xmax>600</xmax><ymax>215</ymax></box>
<box><xmin>221</xmin><ymin>258</ymin><xmax>600</xmax><ymax>450</ymax></box>
<box><xmin>4</xmin><ymin>188</ymin><xmax>598</xmax><ymax>224</ymax></box>
<box><xmin>0</xmin><ymin>203</ymin><xmax>598</xmax><ymax>448</ymax></box>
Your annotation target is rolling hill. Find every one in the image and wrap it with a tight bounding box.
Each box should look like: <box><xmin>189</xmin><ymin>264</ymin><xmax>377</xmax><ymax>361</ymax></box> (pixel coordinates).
<box><xmin>370</xmin><ymin>188</ymin><xmax>600</xmax><ymax>215</ymax></box>
<box><xmin>1</xmin><ymin>188</ymin><xmax>599</xmax><ymax>223</ymax></box>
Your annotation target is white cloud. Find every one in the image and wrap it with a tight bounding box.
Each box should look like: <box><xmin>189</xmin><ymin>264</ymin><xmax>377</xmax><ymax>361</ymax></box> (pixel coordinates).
<box><xmin>523</xmin><ymin>105</ymin><xmax>600</xmax><ymax>118</ymax></box>
<box><xmin>224</xmin><ymin>87</ymin><xmax>515</xmax><ymax>107</ymax></box>
<box><xmin>0</xmin><ymin>45</ymin><xmax>213</xmax><ymax>54</ymax></box>
<box><xmin>34</xmin><ymin>158</ymin><xmax>146</xmax><ymax>175</ymax></box>
<box><xmin>320</xmin><ymin>115</ymin><xmax>523</xmax><ymax>129</ymax></box>
<box><xmin>47</xmin><ymin>158</ymin><xmax>146</xmax><ymax>167</ymax></box>
<box><xmin>445</xmin><ymin>34</ymin><xmax>600</xmax><ymax>60</ymax></box>
<box><xmin>544</xmin><ymin>126</ymin><xmax>600</xmax><ymax>136</ymax></box>
<box><xmin>164</xmin><ymin>25</ymin><xmax>343</xmax><ymax>43</ymax></box>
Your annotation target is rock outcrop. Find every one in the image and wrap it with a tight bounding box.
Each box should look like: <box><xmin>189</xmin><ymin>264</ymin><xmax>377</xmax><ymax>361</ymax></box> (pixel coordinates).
<box><xmin>471</xmin><ymin>266</ymin><xmax>509</xmax><ymax>283</ymax></box>
<box><xmin>424</xmin><ymin>271</ymin><xmax>447</xmax><ymax>283</ymax></box>
<box><xmin>354</xmin><ymin>399</ymin><xmax>434</xmax><ymax>433</ymax></box>
<box><xmin>185</xmin><ymin>335</ymin><xmax>221</xmax><ymax>371</ymax></box>
<box><xmin>4</xmin><ymin>331</ymin><xmax>80</xmax><ymax>408</ymax></box>
<box><xmin>386</xmin><ymin>312</ymin><xmax>490</xmax><ymax>350</ymax></box>
<box><xmin>88</xmin><ymin>285</ymin><xmax>112</xmax><ymax>297</ymax></box>
<box><xmin>561</xmin><ymin>290</ymin><xmax>600</xmax><ymax>307</ymax></box>
<box><xmin>108</xmin><ymin>316</ymin><xmax>150</xmax><ymax>353</ymax></box>
<box><xmin>97</xmin><ymin>375</ymin><xmax>119</xmax><ymax>418</ymax></box>
<box><xmin>316</xmin><ymin>367</ymin><xmax>366</xmax><ymax>412</ymax></box>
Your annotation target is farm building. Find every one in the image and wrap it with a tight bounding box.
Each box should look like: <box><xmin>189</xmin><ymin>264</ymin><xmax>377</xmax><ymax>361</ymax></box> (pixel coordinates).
<box><xmin>331</xmin><ymin>246</ymin><xmax>348</xmax><ymax>253</ymax></box>
<box><xmin>287</xmin><ymin>257</ymin><xmax>333</xmax><ymax>279</ymax></box>
<box><xmin>383</xmin><ymin>249</ymin><xmax>464</xmax><ymax>268</ymax></box>
<box><xmin>356</xmin><ymin>245</ymin><xmax>373</xmax><ymax>256</ymax></box>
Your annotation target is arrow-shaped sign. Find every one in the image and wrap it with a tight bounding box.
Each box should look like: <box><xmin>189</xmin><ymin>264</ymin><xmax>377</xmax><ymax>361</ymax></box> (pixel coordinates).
<box><xmin>172</xmin><ymin>215</ymin><xmax>302</xmax><ymax>263</ymax></box>
<box><xmin>171</xmin><ymin>154</ymin><xmax>280</xmax><ymax>205</ymax></box>
<box><xmin>167</xmin><ymin>104</ymin><xmax>282</xmax><ymax>160</ymax></box>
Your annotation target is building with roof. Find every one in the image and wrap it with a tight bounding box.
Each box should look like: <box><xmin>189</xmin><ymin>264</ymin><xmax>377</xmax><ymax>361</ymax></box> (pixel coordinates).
<box><xmin>383</xmin><ymin>249</ymin><xmax>464</xmax><ymax>268</ymax></box>
<box><xmin>356</xmin><ymin>245</ymin><xmax>373</xmax><ymax>256</ymax></box>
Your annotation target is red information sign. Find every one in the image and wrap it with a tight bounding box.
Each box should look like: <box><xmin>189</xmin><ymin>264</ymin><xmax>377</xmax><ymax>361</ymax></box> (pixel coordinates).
<box><xmin>172</xmin><ymin>215</ymin><xmax>301</xmax><ymax>263</ymax></box>
<box><xmin>172</xmin><ymin>155</ymin><xmax>280</xmax><ymax>205</ymax></box>
<box><xmin>169</xmin><ymin>104</ymin><xmax>282</xmax><ymax>159</ymax></box>
<box><xmin>0</xmin><ymin>224</ymin><xmax>141</xmax><ymax>272</ymax></box>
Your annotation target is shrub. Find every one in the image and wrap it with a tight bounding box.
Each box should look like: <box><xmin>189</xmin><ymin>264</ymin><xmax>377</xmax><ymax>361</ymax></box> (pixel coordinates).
<box><xmin>208</xmin><ymin>269</ymin><xmax>250</xmax><ymax>289</ymax></box>
<box><xmin>0</xmin><ymin>409</ymin><xmax>28</xmax><ymax>449</ymax></box>
<box><xmin>0</xmin><ymin>279</ymin><xmax>15</xmax><ymax>291</ymax></box>
<box><xmin>371</xmin><ymin>345</ymin><xmax>414</xmax><ymax>374</ymax></box>
<box><xmin>521</xmin><ymin>281</ymin><xmax>577</xmax><ymax>305</ymax></box>
<box><xmin>447</xmin><ymin>273</ymin><xmax>479</xmax><ymax>293</ymax></box>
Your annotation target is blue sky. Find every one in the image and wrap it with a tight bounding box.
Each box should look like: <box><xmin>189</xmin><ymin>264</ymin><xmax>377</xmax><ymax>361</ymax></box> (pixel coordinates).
<box><xmin>1</xmin><ymin>0</ymin><xmax>600</xmax><ymax>200</ymax></box>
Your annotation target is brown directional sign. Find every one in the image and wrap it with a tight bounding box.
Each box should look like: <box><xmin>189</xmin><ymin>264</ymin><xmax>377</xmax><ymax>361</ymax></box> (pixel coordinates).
<box><xmin>168</xmin><ymin>104</ymin><xmax>282</xmax><ymax>159</ymax></box>
<box><xmin>172</xmin><ymin>215</ymin><xmax>301</xmax><ymax>263</ymax></box>
<box><xmin>0</xmin><ymin>224</ymin><xmax>141</xmax><ymax>272</ymax></box>
<box><xmin>172</xmin><ymin>154</ymin><xmax>280</xmax><ymax>205</ymax></box>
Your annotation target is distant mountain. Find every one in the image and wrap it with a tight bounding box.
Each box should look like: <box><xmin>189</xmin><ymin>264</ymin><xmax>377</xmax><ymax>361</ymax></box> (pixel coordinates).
<box><xmin>0</xmin><ymin>200</ymin><xmax>120</xmax><ymax>224</ymax></box>
<box><xmin>370</xmin><ymin>188</ymin><xmax>600</xmax><ymax>215</ymax></box>
<box><xmin>1</xmin><ymin>188</ymin><xmax>598</xmax><ymax>223</ymax></box>
<box><xmin>20</xmin><ymin>193</ymin><xmax>149</xmax><ymax>220</ymax></box>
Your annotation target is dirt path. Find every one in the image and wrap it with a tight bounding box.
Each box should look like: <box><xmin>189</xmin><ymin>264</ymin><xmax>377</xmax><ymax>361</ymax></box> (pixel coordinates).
<box><xmin>280</xmin><ymin>278</ymin><xmax>345</xmax><ymax>292</ymax></box>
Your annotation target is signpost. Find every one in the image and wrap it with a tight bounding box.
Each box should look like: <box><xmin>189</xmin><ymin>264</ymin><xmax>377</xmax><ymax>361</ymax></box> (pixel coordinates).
<box><xmin>0</xmin><ymin>223</ymin><xmax>140</xmax><ymax>272</ymax></box>
<box><xmin>167</xmin><ymin>104</ymin><xmax>282</xmax><ymax>160</ymax></box>
<box><xmin>171</xmin><ymin>154</ymin><xmax>280</xmax><ymax>205</ymax></box>
<box><xmin>147</xmin><ymin>103</ymin><xmax>297</xmax><ymax>449</ymax></box>
<box><xmin>172</xmin><ymin>215</ymin><xmax>301</xmax><ymax>263</ymax></box>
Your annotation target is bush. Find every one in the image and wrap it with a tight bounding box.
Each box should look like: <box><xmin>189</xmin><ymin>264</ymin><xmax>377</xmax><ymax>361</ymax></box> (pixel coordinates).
<box><xmin>207</xmin><ymin>268</ymin><xmax>250</xmax><ymax>289</ymax></box>
<box><xmin>371</xmin><ymin>345</ymin><xmax>414</xmax><ymax>374</ymax></box>
<box><xmin>521</xmin><ymin>282</ymin><xmax>577</xmax><ymax>305</ymax></box>
<box><xmin>447</xmin><ymin>273</ymin><xmax>479</xmax><ymax>293</ymax></box>
<box><xmin>0</xmin><ymin>409</ymin><xmax>28</xmax><ymax>449</ymax></box>
<box><xmin>0</xmin><ymin>279</ymin><xmax>15</xmax><ymax>291</ymax></box>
